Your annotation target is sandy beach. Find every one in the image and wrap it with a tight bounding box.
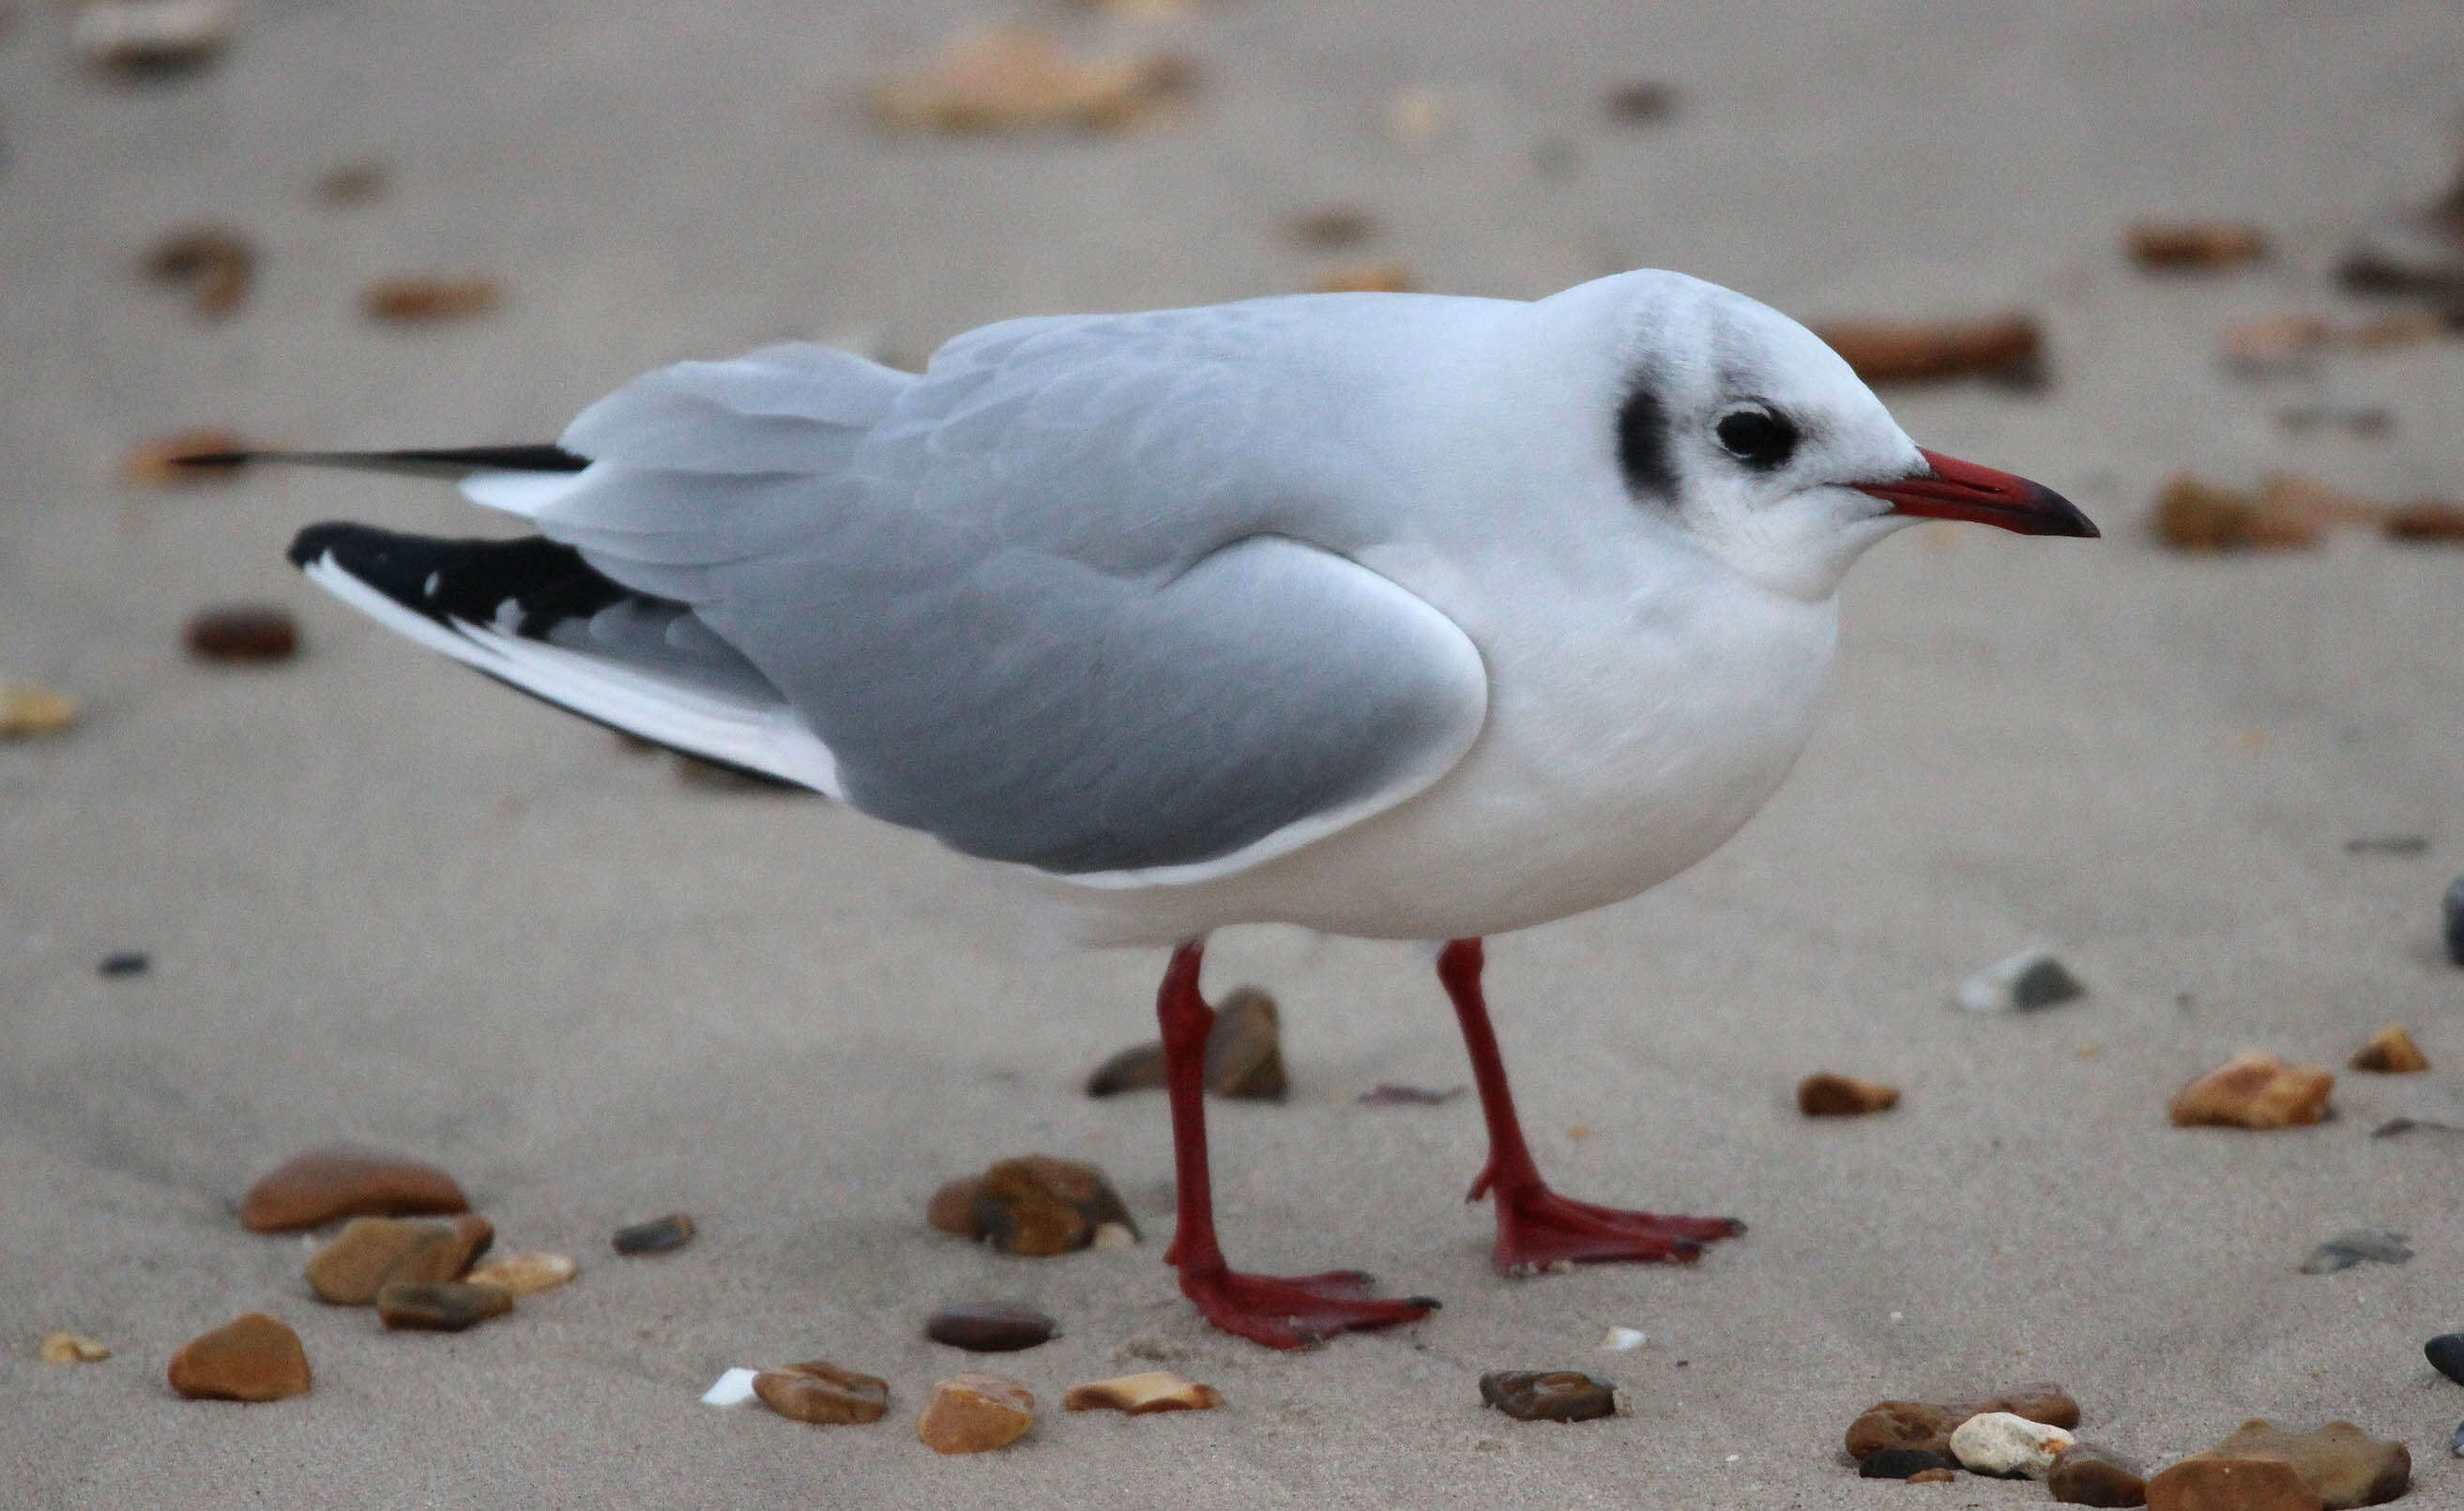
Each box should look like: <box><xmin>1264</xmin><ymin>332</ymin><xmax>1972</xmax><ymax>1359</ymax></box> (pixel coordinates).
<box><xmin>7</xmin><ymin>2</ymin><xmax>2464</xmax><ymax>1505</ymax></box>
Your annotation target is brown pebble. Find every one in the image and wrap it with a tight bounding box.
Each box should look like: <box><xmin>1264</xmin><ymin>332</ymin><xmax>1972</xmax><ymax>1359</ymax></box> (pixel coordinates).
<box><xmin>124</xmin><ymin>427</ymin><xmax>250</xmax><ymax>487</ymax></box>
<box><xmin>870</xmin><ymin>27</ymin><xmax>1191</xmax><ymax>135</ymax></box>
<box><xmin>2127</xmin><ymin>221</ymin><xmax>2269</xmax><ymax>269</ymax></box>
<box><xmin>926</xmin><ymin>1300</ymin><xmax>1057</xmax><ymax>1352</ymax></box>
<box><xmin>611</xmin><ymin>1213</ymin><xmax>694</xmax><ymax>1255</ymax></box>
<box><xmin>1797</xmin><ymin>1071</ymin><xmax>1900</xmax><ymax>1117</ymax></box>
<box><xmin>1478</xmin><ymin>1369</ymin><xmax>1620</xmax><ymax>1423</ymax></box>
<box><xmin>167</xmin><ymin>1312</ymin><xmax>311</xmax><ymax>1401</ymax></box>
<box><xmin>2050</xmin><ymin>1442</ymin><xmax>2151</xmax><ymax>1506</ymax></box>
<box><xmin>2151</xmin><ymin>474</ymin><xmax>2327</xmax><ymax>552</ymax></box>
<box><xmin>1810</xmin><ymin>316</ymin><xmax>2044</xmax><ymax>387</ymax></box>
<box><xmin>144</xmin><ymin>224</ymin><xmax>255</xmax><ymax>317</ymax></box>
<box><xmin>2224</xmin><ymin>314</ymin><xmax>2337</xmax><ymax>375</ymax></box>
<box><xmin>1064</xmin><ymin>1370</ymin><xmax>1224</xmax><ymax>1414</ymax></box>
<box><xmin>753</xmin><ymin>1359</ymin><xmax>890</xmax><ymax>1425</ymax></box>
<box><xmin>240</xmin><ymin>1144</ymin><xmax>469</xmax><ymax>1231</ymax></box>
<box><xmin>1083</xmin><ymin>1043</ymin><xmax>1168</xmax><ymax>1097</ymax></box>
<box><xmin>0</xmin><ymin>683</ymin><xmax>81</xmax><ymax>740</ymax></box>
<box><xmin>312</xmin><ymin>160</ymin><xmax>389</xmax><ymax>206</ymax></box>
<box><xmin>184</xmin><ymin>605</ymin><xmax>299</xmax><ymax>663</ymax></box>
<box><xmin>1846</xmin><ymin>1383</ymin><xmax>2081</xmax><ymax>1460</ymax></box>
<box><xmin>1908</xmin><ymin>1468</ymin><xmax>1958</xmax><ymax>1485</ymax></box>
<box><xmin>916</xmin><ymin>1371</ymin><xmax>1036</xmax><ymax>1453</ymax></box>
<box><xmin>2348</xmin><ymin>1023</ymin><xmax>2428</xmax><ymax>1074</ymax></box>
<box><xmin>1204</xmin><ymin>986</ymin><xmax>1286</xmax><ymax>1100</ymax></box>
<box><xmin>306</xmin><ymin>1213</ymin><xmax>494</xmax><ymax>1305</ymax></box>
<box><xmin>2384</xmin><ymin>502</ymin><xmax>2464</xmax><ymax>542</ymax></box>
<box><xmin>2168</xmin><ymin>1050</ymin><xmax>2334</xmax><ymax>1129</ymax></box>
<box><xmin>1289</xmin><ymin>207</ymin><xmax>1376</xmax><ymax>249</ymax></box>
<box><xmin>2146</xmin><ymin>1420</ymin><xmax>2408</xmax><ymax>1511</ymax></box>
<box><xmin>1603</xmin><ymin>80</ymin><xmax>1678</xmax><ymax>123</ymax></box>
<box><xmin>927</xmin><ymin>1176</ymin><xmax>985</xmax><ymax>1239</ymax></box>
<box><xmin>972</xmin><ymin>1155</ymin><xmax>1134</xmax><ymax>1256</ymax></box>
<box><xmin>361</xmin><ymin>275</ymin><xmax>501</xmax><ymax>324</ymax></box>
<box><xmin>1312</xmin><ymin>261</ymin><xmax>1413</xmax><ymax>294</ymax></box>
<box><xmin>376</xmin><ymin>1280</ymin><xmax>513</xmax><ymax>1332</ymax></box>
<box><xmin>464</xmin><ymin>1251</ymin><xmax>577</xmax><ymax>1296</ymax></box>
<box><xmin>39</xmin><ymin>1332</ymin><xmax>111</xmax><ymax>1364</ymax></box>
<box><xmin>75</xmin><ymin>0</ymin><xmax>235</xmax><ymax>75</ymax></box>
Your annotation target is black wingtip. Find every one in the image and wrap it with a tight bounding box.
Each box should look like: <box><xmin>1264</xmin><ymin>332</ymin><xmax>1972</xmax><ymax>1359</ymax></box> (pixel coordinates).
<box><xmin>184</xmin><ymin>444</ymin><xmax>590</xmax><ymax>481</ymax></box>
<box><xmin>287</xmin><ymin>520</ymin><xmax>355</xmax><ymax>570</ymax></box>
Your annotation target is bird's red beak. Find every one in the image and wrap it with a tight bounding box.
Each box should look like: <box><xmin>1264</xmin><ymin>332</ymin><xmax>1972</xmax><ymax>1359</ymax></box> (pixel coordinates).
<box><xmin>1854</xmin><ymin>449</ymin><xmax>2099</xmax><ymax>537</ymax></box>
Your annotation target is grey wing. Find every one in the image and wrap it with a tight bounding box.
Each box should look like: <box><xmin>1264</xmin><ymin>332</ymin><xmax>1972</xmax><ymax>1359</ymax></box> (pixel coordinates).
<box><xmin>498</xmin><ymin>310</ymin><xmax>1487</xmax><ymax>880</ymax></box>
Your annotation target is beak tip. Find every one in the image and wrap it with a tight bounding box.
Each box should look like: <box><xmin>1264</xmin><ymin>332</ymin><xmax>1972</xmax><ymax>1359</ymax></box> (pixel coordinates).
<box><xmin>2030</xmin><ymin>483</ymin><xmax>2100</xmax><ymax>539</ymax></box>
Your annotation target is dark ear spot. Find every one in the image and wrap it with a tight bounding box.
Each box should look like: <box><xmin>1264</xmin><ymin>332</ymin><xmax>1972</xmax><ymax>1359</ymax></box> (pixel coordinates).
<box><xmin>1616</xmin><ymin>382</ymin><xmax>1677</xmax><ymax>499</ymax></box>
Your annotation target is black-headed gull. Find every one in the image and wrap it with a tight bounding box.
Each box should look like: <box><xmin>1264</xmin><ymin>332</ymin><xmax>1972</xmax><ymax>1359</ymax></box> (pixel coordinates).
<box><xmin>237</xmin><ymin>269</ymin><xmax>2094</xmax><ymax>1349</ymax></box>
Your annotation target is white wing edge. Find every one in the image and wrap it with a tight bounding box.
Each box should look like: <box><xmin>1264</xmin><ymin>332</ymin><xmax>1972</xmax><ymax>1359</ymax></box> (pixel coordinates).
<box><xmin>460</xmin><ymin>468</ymin><xmax>589</xmax><ymax>517</ymax></box>
<box><xmin>302</xmin><ymin>554</ymin><xmax>844</xmax><ymax>798</ymax></box>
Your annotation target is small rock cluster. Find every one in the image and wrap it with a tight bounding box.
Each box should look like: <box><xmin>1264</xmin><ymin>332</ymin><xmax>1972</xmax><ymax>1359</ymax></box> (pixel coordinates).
<box><xmin>928</xmin><ymin>1154</ymin><xmax>1137</xmax><ymax>1256</ymax></box>
<box><xmin>1844</xmin><ymin>1383</ymin><xmax>2413</xmax><ymax>1507</ymax></box>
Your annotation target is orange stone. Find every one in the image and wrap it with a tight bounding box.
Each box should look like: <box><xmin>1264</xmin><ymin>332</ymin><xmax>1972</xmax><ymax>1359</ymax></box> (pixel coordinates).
<box><xmin>2146</xmin><ymin>1455</ymin><xmax>2323</xmax><ymax>1511</ymax></box>
<box><xmin>753</xmin><ymin>1360</ymin><xmax>890</xmax><ymax>1425</ymax></box>
<box><xmin>2168</xmin><ymin>1052</ymin><xmax>2334</xmax><ymax>1129</ymax></box>
<box><xmin>167</xmin><ymin>1312</ymin><xmax>311</xmax><ymax>1402</ymax></box>
<box><xmin>2348</xmin><ymin>1024</ymin><xmax>2428</xmax><ymax>1074</ymax></box>
<box><xmin>916</xmin><ymin>1372</ymin><xmax>1036</xmax><ymax>1453</ymax></box>
<box><xmin>1063</xmin><ymin>1370</ymin><xmax>1224</xmax><ymax>1414</ymax></box>
<box><xmin>240</xmin><ymin>1144</ymin><xmax>468</xmax><ymax>1231</ymax></box>
<box><xmin>305</xmin><ymin>1214</ymin><xmax>494</xmax><ymax>1304</ymax></box>
<box><xmin>1797</xmin><ymin>1072</ymin><xmax>1901</xmax><ymax>1117</ymax></box>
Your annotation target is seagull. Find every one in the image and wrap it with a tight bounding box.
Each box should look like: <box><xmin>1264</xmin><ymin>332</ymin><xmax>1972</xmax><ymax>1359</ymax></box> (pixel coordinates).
<box><xmin>221</xmin><ymin>269</ymin><xmax>2094</xmax><ymax>1350</ymax></box>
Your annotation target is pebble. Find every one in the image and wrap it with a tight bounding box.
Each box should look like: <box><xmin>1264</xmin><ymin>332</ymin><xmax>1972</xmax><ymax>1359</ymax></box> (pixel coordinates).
<box><xmin>753</xmin><ymin>1360</ymin><xmax>890</xmax><ymax>1425</ymax></box>
<box><xmin>2150</xmin><ymin>473</ymin><xmax>2331</xmax><ymax>551</ymax></box>
<box><xmin>2425</xmin><ymin>1334</ymin><xmax>2464</xmax><ymax>1384</ymax></box>
<box><xmin>869</xmin><ymin>27</ymin><xmax>1190</xmax><ymax>135</ymax></box>
<box><xmin>73</xmin><ymin>0</ymin><xmax>234</xmax><ymax>73</ymax></box>
<box><xmin>1846</xmin><ymin>1383</ymin><xmax>2081</xmax><ymax>1460</ymax></box>
<box><xmin>1908</xmin><ymin>1468</ymin><xmax>1957</xmax><ymax>1485</ymax></box>
<box><xmin>1063</xmin><ymin>1370</ymin><xmax>1224</xmax><ymax>1414</ymax></box>
<box><xmin>1809</xmin><ymin>316</ymin><xmax>2045</xmax><ymax>388</ymax></box>
<box><xmin>1861</xmin><ymin>1448</ymin><xmax>1958</xmax><ymax>1479</ymax></box>
<box><xmin>1955</xmin><ymin>947</ymin><xmax>2087</xmax><ymax>1012</ymax></box>
<box><xmin>2127</xmin><ymin>221</ymin><xmax>2269</xmax><ymax>269</ymax></box>
<box><xmin>184</xmin><ymin>606</ymin><xmax>299</xmax><ymax>663</ymax></box>
<box><xmin>2348</xmin><ymin>1023</ymin><xmax>2429</xmax><ymax>1074</ymax></box>
<box><xmin>167</xmin><ymin>1312</ymin><xmax>311</xmax><ymax>1401</ymax></box>
<box><xmin>306</xmin><ymin>1213</ymin><xmax>494</xmax><ymax>1304</ymax></box>
<box><xmin>2049</xmin><ymin>1442</ymin><xmax>2150</xmax><ymax>1506</ymax></box>
<box><xmin>1312</xmin><ymin>262</ymin><xmax>1414</xmax><ymax>295</ymax></box>
<box><xmin>2386</xmin><ymin>502</ymin><xmax>2464</xmax><ymax>542</ymax></box>
<box><xmin>1478</xmin><ymin>1370</ymin><xmax>1620</xmax><ymax>1423</ymax></box>
<box><xmin>1796</xmin><ymin>1071</ymin><xmax>1900</xmax><ymax>1117</ymax></box>
<box><xmin>2148</xmin><ymin>1419</ymin><xmax>2409</xmax><ymax>1510</ymax></box>
<box><xmin>916</xmin><ymin>1372</ymin><xmax>1036</xmax><ymax>1454</ymax></box>
<box><xmin>701</xmin><ymin>1367</ymin><xmax>760</xmax><ymax>1406</ymax></box>
<box><xmin>312</xmin><ymin>160</ymin><xmax>390</xmax><ymax>206</ymax></box>
<box><xmin>611</xmin><ymin>1213</ymin><xmax>694</xmax><ymax>1255</ymax></box>
<box><xmin>464</xmin><ymin>1251</ymin><xmax>577</xmax><ymax>1296</ymax></box>
<box><xmin>39</xmin><ymin>1332</ymin><xmax>111</xmax><ymax>1364</ymax></box>
<box><xmin>1085</xmin><ymin>988</ymin><xmax>1289</xmax><ymax>1100</ymax></box>
<box><xmin>1202</xmin><ymin>986</ymin><xmax>1286</xmax><ymax>1100</ymax></box>
<box><xmin>926</xmin><ymin>1301</ymin><xmax>1057</xmax><ymax>1352</ymax></box>
<box><xmin>122</xmin><ymin>427</ymin><xmax>248</xmax><ymax>486</ymax></box>
<box><xmin>99</xmin><ymin>951</ymin><xmax>150</xmax><ymax>977</ymax></box>
<box><xmin>1359</xmin><ymin>1083</ymin><xmax>1465</xmax><ymax>1106</ymax></box>
<box><xmin>2299</xmin><ymin>1228</ymin><xmax>2411</xmax><ymax>1274</ymax></box>
<box><xmin>1599</xmin><ymin>1325</ymin><xmax>1646</xmax><ymax>1351</ymax></box>
<box><xmin>144</xmin><ymin>223</ymin><xmax>254</xmax><ymax>317</ymax></box>
<box><xmin>971</xmin><ymin>1154</ymin><xmax>1135</xmax><ymax>1255</ymax></box>
<box><xmin>2167</xmin><ymin>1051</ymin><xmax>2334</xmax><ymax>1130</ymax></box>
<box><xmin>376</xmin><ymin>1280</ymin><xmax>513</xmax><ymax>1331</ymax></box>
<box><xmin>361</xmin><ymin>275</ymin><xmax>501</xmax><ymax>324</ymax></box>
<box><xmin>0</xmin><ymin>682</ymin><xmax>80</xmax><ymax>739</ymax></box>
<box><xmin>240</xmin><ymin>1145</ymin><xmax>470</xmax><ymax>1231</ymax></box>
<box><xmin>2451</xmin><ymin>1421</ymin><xmax>2464</xmax><ymax>1458</ymax></box>
<box><xmin>2447</xmin><ymin>876</ymin><xmax>2464</xmax><ymax>969</ymax></box>
<box><xmin>927</xmin><ymin>1176</ymin><xmax>986</xmax><ymax>1239</ymax></box>
<box><xmin>1288</xmin><ymin>207</ymin><xmax>1376</xmax><ymax>250</ymax></box>
<box><xmin>1603</xmin><ymin>80</ymin><xmax>1678</xmax><ymax>124</ymax></box>
<box><xmin>1950</xmin><ymin>1411</ymin><xmax>2076</xmax><ymax>1478</ymax></box>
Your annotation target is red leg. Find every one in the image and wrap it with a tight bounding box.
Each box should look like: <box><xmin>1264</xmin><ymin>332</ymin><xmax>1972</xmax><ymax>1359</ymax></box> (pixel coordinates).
<box><xmin>1440</xmin><ymin>939</ymin><xmax>1744</xmax><ymax>1273</ymax></box>
<box><xmin>1157</xmin><ymin>939</ymin><xmax>1437</xmax><ymax>1349</ymax></box>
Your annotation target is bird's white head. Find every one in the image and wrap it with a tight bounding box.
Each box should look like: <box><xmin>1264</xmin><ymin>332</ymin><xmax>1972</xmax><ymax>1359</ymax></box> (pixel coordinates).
<box><xmin>1541</xmin><ymin>269</ymin><xmax>2095</xmax><ymax>602</ymax></box>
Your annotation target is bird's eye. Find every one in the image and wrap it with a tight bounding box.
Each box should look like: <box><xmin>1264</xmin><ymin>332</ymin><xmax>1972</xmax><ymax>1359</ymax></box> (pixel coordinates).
<box><xmin>1714</xmin><ymin>408</ymin><xmax>1799</xmax><ymax>469</ymax></box>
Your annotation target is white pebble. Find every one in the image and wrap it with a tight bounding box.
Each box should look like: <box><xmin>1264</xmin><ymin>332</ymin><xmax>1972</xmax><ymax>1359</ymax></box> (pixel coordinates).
<box><xmin>699</xmin><ymin>1367</ymin><xmax>761</xmax><ymax>1406</ymax></box>
<box><xmin>1599</xmin><ymin>1325</ymin><xmax>1646</xmax><ymax>1351</ymax></box>
<box><xmin>1949</xmin><ymin>1411</ymin><xmax>2076</xmax><ymax>1478</ymax></box>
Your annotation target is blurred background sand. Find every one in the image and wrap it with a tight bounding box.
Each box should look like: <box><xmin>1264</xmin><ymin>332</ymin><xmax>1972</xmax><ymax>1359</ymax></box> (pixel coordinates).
<box><xmin>6</xmin><ymin>2</ymin><xmax>2464</xmax><ymax>1506</ymax></box>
